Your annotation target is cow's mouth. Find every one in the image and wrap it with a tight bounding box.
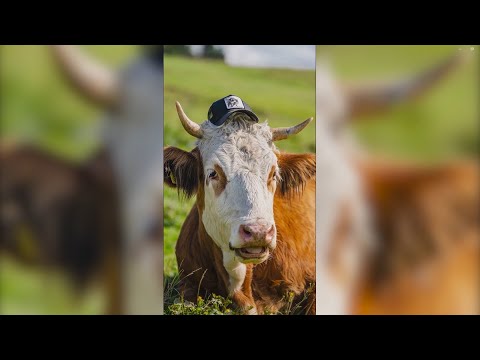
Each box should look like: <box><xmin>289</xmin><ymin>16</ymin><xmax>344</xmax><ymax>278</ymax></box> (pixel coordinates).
<box><xmin>234</xmin><ymin>246</ymin><xmax>269</xmax><ymax>261</ymax></box>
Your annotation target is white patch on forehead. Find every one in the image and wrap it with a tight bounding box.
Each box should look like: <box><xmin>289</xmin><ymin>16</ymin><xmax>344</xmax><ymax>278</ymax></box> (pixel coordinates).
<box><xmin>196</xmin><ymin>113</ymin><xmax>277</xmax><ymax>174</ymax></box>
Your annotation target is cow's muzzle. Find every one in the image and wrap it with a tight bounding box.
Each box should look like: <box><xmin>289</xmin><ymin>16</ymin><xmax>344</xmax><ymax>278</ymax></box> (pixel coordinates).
<box><xmin>230</xmin><ymin>222</ymin><xmax>276</xmax><ymax>263</ymax></box>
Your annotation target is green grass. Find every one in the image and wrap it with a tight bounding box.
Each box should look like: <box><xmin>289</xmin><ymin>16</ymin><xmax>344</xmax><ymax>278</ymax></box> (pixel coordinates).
<box><xmin>163</xmin><ymin>268</ymin><xmax>315</xmax><ymax>315</ymax></box>
<box><xmin>0</xmin><ymin>256</ymin><xmax>104</xmax><ymax>314</ymax></box>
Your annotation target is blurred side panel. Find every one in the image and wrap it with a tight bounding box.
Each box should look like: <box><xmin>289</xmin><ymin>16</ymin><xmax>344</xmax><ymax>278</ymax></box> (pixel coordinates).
<box><xmin>1</xmin><ymin>45</ymin><xmax>164</xmax><ymax>314</ymax></box>
<box><xmin>316</xmin><ymin>45</ymin><xmax>479</xmax><ymax>315</ymax></box>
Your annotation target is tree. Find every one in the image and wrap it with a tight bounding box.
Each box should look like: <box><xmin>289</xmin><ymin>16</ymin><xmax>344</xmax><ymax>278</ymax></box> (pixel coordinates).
<box><xmin>164</xmin><ymin>45</ymin><xmax>192</xmax><ymax>57</ymax></box>
<box><xmin>201</xmin><ymin>45</ymin><xmax>224</xmax><ymax>60</ymax></box>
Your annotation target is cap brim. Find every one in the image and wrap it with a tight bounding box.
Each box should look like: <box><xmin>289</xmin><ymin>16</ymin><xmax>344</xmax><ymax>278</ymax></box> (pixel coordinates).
<box><xmin>212</xmin><ymin>109</ymin><xmax>259</xmax><ymax>126</ymax></box>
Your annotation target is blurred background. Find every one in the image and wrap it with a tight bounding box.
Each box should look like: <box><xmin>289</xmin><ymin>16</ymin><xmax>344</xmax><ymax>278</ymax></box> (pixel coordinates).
<box><xmin>316</xmin><ymin>45</ymin><xmax>478</xmax><ymax>314</ymax></box>
<box><xmin>163</xmin><ymin>45</ymin><xmax>316</xmax><ymax>313</ymax></box>
<box><xmin>318</xmin><ymin>45</ymin><xmax>477</xmax><ymax>159</ymax></box>
<box><xmin>0</xmin><ymin>45</ymin><xmax>146</xmax><ymax>314</ymax></box>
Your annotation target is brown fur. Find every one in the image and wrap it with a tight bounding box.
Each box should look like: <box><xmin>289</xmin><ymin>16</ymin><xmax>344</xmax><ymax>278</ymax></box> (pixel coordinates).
<box><xmin>212</xmin><ymin>164</ymin><xmax>227</xmax><ymax>196</ymax></box>
<box><xmin>276</xmin><ymin>152</ymin><xmax>316</xmax><ymax>197</ymax></box>
<box><xmin>164</xmin><ymin>146</ymin><xmax>200</xmax><ymax>199</ymax></box>
<box><xmin>0</xmin><ymin>144</ymin><xmax>123</xmax><ymax>314</ymax></box>
<box><xmin>166</xmin><ymin>147</ymin><xmax>316</xmax><ymax>314</ymax></box>
<box><xmin>328</xmin><ymin>201</ymin><xmax>354</xmax><ymax>285</ymax></box>
<box><xmin>353</xmin><ymin>158</ymin><xmax>479</xmax><ymax>314</ymax></box>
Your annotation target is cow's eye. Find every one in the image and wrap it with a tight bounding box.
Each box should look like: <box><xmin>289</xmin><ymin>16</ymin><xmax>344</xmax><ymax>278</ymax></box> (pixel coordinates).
<box><xmin>271</xmin><ymin>171</ymin><xmax>278</xmax><ymax>182</ymax></box>
<box><xmin>208</xmin><ymin>170</ymin><xmax>218</xmax><ymax>180</ymax></box>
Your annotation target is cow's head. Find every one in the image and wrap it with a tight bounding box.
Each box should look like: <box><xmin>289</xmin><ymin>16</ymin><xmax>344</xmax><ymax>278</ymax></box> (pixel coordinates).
<box><xmin>165</xmin><ymin>102</ymin><xmax>314</xmax><ymax>264</ymax></box>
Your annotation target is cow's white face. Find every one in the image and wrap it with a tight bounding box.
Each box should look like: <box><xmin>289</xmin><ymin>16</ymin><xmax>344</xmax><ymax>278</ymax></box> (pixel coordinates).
<box><xmin>197</xmin><ymin>114</ymin><xmax>278</xmax><ymax>264</ymax></box>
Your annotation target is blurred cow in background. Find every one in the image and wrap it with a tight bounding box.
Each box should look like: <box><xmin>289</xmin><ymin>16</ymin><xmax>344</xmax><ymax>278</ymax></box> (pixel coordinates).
<box><xmin>315</xmin><ymin>51</ymin><xmax>478</xmax><ymax>314</ymax></box>
<box><xmin>1</xmin><ymin>45</ymin><xmax>164</xmax><ymax>314</ymax></box>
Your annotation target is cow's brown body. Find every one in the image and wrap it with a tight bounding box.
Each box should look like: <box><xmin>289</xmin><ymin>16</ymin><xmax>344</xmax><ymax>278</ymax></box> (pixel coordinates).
<box><xmin>353</xmin><ymin>159</ymin><xmax>479</xmax><ymax>314</ymax></box>
<box><xmin>174</xmin><ymin>151</ymin><xmax>316</xmax><ymax>314</ymax></box>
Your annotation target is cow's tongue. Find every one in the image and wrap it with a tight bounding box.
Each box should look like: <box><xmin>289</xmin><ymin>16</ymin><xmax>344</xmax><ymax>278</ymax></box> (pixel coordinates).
<box><xmin>243</xmin><ymin>247</ymin><xmax>263</xmax><ymax>254</ymax></box>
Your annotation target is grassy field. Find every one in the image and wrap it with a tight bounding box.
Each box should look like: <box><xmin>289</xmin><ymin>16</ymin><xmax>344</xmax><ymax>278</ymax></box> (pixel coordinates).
<box><xmin>0</xmin><ymin>257</ymin><xmax>104</xmax><ymax>314</ymax></box>
<box><xmin>163</xmin><ymin>55</ymin><xmax>316</xmax><ymax>284</ymax></box>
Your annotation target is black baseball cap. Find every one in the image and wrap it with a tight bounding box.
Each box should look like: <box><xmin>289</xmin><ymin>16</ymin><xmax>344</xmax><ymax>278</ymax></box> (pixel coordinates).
<box><xmin>207</xmin><ymin>95</ymin><xmax>259</xmax><ymax>126</ymax></box>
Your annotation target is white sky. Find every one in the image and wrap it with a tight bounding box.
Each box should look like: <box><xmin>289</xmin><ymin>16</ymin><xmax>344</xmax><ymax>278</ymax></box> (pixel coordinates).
<box><xmin>190</xmin><ymin>45</ymin><xmax>315</xmax><ymax>70</ymax></box>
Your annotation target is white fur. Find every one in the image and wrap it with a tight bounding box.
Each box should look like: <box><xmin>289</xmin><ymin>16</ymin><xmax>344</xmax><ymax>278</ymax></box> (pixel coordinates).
<box><xmin>222</xmin><ymin>250</ymin><xmax>247</xmax><ymax>294</ymax></box>
<box><xmin>196</xmin><ymin>114</ymin><xmax>278</xmax><ymax>289</ymax></box>
<box><xmin>101</xmin><ymin>57</ymin><xmax>164</xmax><ymax>314</ymax></box>
<box><xmin>315</xmin><ymin>63</ymin><xmax>374</xmax><ymax>315</ymax></box>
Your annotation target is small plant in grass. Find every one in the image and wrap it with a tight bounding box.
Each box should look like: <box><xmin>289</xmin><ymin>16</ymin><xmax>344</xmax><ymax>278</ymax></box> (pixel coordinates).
<box><xmin>167</xmin><ymin>294</ymin><xmax>242</xmax><ymax>315</ymax></box>
<box><xmin>278</xmin><ymin>282</ymin><xmax>315</xmax><ymax>315</ymax></box>
<box><xmin>164</xmin><ymin>267</ymin><xmax>242</xmax><ymax>315</ymax></box>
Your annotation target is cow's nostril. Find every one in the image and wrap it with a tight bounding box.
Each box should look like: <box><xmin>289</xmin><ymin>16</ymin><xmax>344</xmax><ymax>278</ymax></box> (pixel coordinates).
<box><xmin>239</xmin><ymin>225</ymin><xmax>253</xmax><ymax>240</ymax></box>
<box><xmin>265</xmin><ymin>225</ymin><xmax>275</xmax><ymax>243</ymax></box>
<box><xmin>240</xmin><ymin>223</ymin><xmax>275</xmax><ymax>243</ymax></box>
<box><xmin>267</xmin><ymin>225</ymin><xmax>275</xmax><ymax>237</ymax></box>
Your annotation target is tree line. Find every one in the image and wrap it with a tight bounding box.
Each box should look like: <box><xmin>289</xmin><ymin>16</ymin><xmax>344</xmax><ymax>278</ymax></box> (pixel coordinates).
<box><xmin>164</xmin><ymin>45</ymin><xmax>225</xmax><ymax>60</ymax></box>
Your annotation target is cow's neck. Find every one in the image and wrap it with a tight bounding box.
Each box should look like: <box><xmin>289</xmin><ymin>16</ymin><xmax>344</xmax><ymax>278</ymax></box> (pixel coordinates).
<box><xmin>221</xmin><ymin>250</ymin><xmax>248</xmax><ymax>294</ymax></box>
<box><xmin>196</xmin><ymin>197</ymin><xmax>247</xmax><ymax>296</ymax></box>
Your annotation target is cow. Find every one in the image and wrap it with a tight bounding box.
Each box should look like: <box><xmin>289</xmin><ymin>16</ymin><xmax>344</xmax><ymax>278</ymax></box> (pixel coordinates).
<box><xmin>164</xmin><ymin>102</ymin><xmax>316</xmax><ymax>314</ymax></box>
<box><xmin>1</xmin><ymin>45</ymin><xmax>165</xmax><ymax>314</ymax></box>
<box><xmin>314</xmin><ymin>50</ymin><xmax>479</xmax><ymax>314</ymax></box>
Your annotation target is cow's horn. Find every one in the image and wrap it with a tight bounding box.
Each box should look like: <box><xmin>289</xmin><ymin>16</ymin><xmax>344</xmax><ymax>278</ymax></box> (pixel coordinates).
<box><xmin>176</xmin><ymin>102</ymin><xmax>203</xmax><ymax>138</ymax></box>
<box><xmin>271</xmin><ymin>117</ymin><xmax>313</xmax><ymax>141</ymax></box>
<box><xmin>50</xmin><ymin>45</ymin><xmax>119</xmax><ymax>107</ymax></box>
<box><xmin>345</xmin><ymin>52</ymin><xmax>467</xmax><ymax>118</ymax></box>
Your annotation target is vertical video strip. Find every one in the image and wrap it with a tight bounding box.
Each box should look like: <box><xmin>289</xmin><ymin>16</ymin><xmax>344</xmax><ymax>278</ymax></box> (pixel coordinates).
<box><xmin>119</xmin><ymin>45</ymin><xmax>165</xmax><ymax>315</ymax></box>
<box><xmin>163</xmin><ymin>45</ymin><xmax>316</xmax><ymax>315</ymax></box>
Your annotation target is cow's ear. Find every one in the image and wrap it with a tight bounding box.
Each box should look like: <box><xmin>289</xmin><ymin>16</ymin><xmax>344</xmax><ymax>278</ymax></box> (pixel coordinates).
<box><xmin>164</xmin><ymin>146</ymin><xmax>200</xmax><ymax>198</ymax></box>
<box><xmin>276</xmin><ymin>152</ymin><xmax>316</xmax><ymax>197</ymax></box>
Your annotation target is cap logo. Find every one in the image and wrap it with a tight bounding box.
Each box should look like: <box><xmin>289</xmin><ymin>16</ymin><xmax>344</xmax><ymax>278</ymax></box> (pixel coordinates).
<box><xmin>224</xmin><ymin>95</ymin><xmax>244</xmax><ymax>110</ymax></box>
